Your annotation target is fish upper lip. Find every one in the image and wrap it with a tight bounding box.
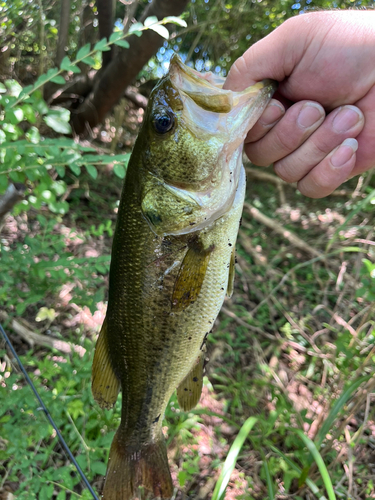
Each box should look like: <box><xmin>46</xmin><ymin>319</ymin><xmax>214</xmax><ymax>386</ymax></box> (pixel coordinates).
<box><xmin>169</xmin><ymin>53</ymin><xmax>277</xmax><ymax>114</ymax></box>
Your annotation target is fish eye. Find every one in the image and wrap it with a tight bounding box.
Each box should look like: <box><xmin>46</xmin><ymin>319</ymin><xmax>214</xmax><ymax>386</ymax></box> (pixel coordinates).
<box><xmin>153</xmin><ymin>108</ymin><xmax>174</xmax><ymax>134</ymax></box>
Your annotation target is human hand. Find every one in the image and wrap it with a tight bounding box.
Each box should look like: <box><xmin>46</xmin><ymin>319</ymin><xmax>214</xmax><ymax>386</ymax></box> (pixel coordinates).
<box><xmin>224</xmin><ymin>11</ymin><xmax>375</xmax><ymax>198</ymax></box>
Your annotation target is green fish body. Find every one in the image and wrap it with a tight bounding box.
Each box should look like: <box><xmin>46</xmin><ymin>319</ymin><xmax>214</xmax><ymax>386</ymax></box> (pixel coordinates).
<box><xmin>92</xmin><ymin>55</ymin><xmax>275</xmax><ymax>500</ymax></box>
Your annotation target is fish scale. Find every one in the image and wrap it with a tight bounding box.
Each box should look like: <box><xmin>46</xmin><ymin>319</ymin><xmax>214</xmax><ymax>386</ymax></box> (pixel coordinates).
<box><xmin>91</xmin><ymin>54</ymin><xmax>275</xmax><ymax>500</ymax></box>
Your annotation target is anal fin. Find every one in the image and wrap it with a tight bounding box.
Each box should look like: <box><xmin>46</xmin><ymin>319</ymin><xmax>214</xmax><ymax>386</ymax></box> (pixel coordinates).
<box><xmin>226</xmin><ymin>246</ymin><xmax>236</xmax><ymax>298</ymax></box>
<box><xmin>92</xmin><ymin>318</ymin><xmax>120</xmax><ymax>409</ymax></box>
<box><xmin>177</xmin><ymin>346</ymin><xmax>206</xmax><ymax>411</ymax></box>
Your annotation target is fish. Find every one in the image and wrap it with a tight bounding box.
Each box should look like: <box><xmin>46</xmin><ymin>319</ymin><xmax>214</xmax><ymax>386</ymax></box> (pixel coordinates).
<box><xmin>91</xmin><ymin>54</ymin><xmax>276</xmax><ymax>500</ymax></box>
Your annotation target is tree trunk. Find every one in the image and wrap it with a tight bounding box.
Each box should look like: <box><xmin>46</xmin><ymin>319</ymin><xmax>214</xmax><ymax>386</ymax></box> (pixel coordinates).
<box><xmin>97</xmin><ymin>0</ymin><xmax>114</xmax><ymax>68</ymax></box>
<box><xmin>55</xmin><ymin>0</ymin><xmax>71</xmax><ymax>68</ymax></box>
<box><xmin>71</xmin><ymin>0</ymin><xmax>190</xmax><ymax>136</ymax></box>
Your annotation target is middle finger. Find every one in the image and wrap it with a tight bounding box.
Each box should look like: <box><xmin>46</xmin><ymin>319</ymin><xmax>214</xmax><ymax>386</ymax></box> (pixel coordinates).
<box><xmin>245</xmin><ymin>100</ymin><xmax>325</xmax><ymax>166</ymax></box>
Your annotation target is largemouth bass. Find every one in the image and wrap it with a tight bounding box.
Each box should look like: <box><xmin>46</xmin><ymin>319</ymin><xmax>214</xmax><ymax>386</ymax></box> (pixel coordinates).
<box><xmin>92</xmin><ymin>54</ymin><xmax>275</xmax><ymax>500</ymax></box>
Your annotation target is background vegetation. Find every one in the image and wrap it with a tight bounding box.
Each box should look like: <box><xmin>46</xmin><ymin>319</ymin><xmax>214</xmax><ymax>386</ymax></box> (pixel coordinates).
<box><xmin>1</xmin><ymin>0</ymin><xmax>375</xmax><ymax>499</ymax></box>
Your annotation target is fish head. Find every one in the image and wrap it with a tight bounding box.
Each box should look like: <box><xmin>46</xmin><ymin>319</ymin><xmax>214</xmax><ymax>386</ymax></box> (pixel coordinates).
<box><xmin>138</xmin><ymin>54</ymin><xmax>276</xmax><ymax>236</ymax></box>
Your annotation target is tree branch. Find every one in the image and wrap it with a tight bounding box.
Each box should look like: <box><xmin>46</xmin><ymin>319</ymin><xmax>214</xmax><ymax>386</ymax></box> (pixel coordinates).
<box><xmin>71</xmin><ymin>0</ymin><xmax>189</xmax><ymax>135</ymax></box>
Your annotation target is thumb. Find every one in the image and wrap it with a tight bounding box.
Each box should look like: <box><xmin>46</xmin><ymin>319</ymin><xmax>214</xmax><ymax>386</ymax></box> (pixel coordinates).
<box><xmin>223</xmin><ymin>18</ymin><xmax>307</xmax><ymax>91</ymax></box>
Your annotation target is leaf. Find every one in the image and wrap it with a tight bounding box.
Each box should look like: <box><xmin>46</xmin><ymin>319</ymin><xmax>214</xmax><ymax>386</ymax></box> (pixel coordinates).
<box><xmin>268</xmin><ymin>444</ymin><xmax>326</xmax><ymax>499</ymax></box>
<box><xmin>113</xmin><ymin>164</ymin><xmax>126</xmax><ymax>179</ymax></box>
<box><xmin>34</xmin><ymin>99</ymin><xmax>49</xmax><ymax>115</ymax></box>
<box><xmin>315</xmin><ymin>375</ymin><xmax>371</xmax><ymax>448</ymax></box>
<box><xmin>94</xmin><ymin>37</ymin><xmax>111</xmax><ymax>52</ymax></box>
<box><xmin>144</xmin><ymin>16</ymin><xmax>158</xmax><ymax>27</ymax></box>
<box><xmin>0</xmin><ymin>83</ymin><xmax>6</xmax><ymax>93</ymax></box>
<box><xmin>7</xmin><ymin>108</ymin><xmax>24</xmax><ymax>124</ymax></box>
<box><xmin>35</xmin><ymin>307</ymin><xmax>56</xmax><ymax>322</ymax></box>
<box><xmin>109</xmin><ymin>31</ymin><xmax>124</xmax><ymax>42</ymax></box>
<box><xmin>5</xmin><ymin>79</ymin><xmax>23</xmax><ymax>97</ymax></box>
<box><xmin>69</xmin><ymin>163</ymin><xmax>81</xmax><ymax>176</ymax></box>
<box><xmin>44</xmin><ymin>115</ymin><xmax>72</xmax><ymax>134</ymax></box>
<box><xmin>91</xmin><ymin>461</ymin><xmax>107</xmax><ymax>476</ymax></box>
<box><xmin>60</xmin><ymin>56</ymin><xmax>72</xmax><ymax>71</ymax></box>
<box><xmin>55</xmin><ymin>165</ymin><xmax>65</xmax><ymax>177</ymax></box>
<box><xmin>294</xmin><ymin>430</ymin><xmax>336</xmax><ymax>500</ymax></box>
<box><xmin>50</xmin><ymin>75</ymin><xmax>66</xmax><ymax>84</ymax></box>
<box><xmin>26</xmin><ymin>126</ymin><xmax>40</xmax><ymax>144</ymax></box>
<box><xmin>212</xmin><ymin>417</ymin><xmax>258</xmax><ymax>500</ymax></box>
<box><xmin>82</xmin><ymin>56</ymin><xmax>96</xmax><ymax>66</ymax></box>
<box><xmin>48</xmin><ymin>200</ymin><xmax>69</xmax><ymax>214</ymax></box>
<box><xmin>76</xmin><ymin>43</ymin><xmax>91</xmax><ymax>59</ymax></box>
<box><xmin>69</xmin><ymin>64</ymin><xmax>81</xmax><ymax>74</ymax></box>
<box><xmin>86</xmin><ymin>164</ymin><xmax>98</xmax><ymax>179</ymax></box>
<box><xmin>39</xmin><ymin>484</ymin><xmax>54</xmax><ymax>500</ymax></box>
<box><xmin>56</xmin><ymin>490</ymin><xmax>66</xmax><ymax>500</ymax></box>
<box><xmin>262</xmin><ymin>456</ymin><xmax>275</xmax><ymax>500</ymax></box>
<box><xmin>21</xmin><ymin>104</ymin><xmax>37</xmax><ymax>123</ymax></box>
<box><xmin>128</xmin><ymin>22</ymin><xmax>143</xmax><ymax>34</ymax></box>
<box><xmin>162</xmin><ymin>16</ymin><xmax>187</xmax><ymax>27</ymax></box>
<box><xmin>113</xmin><ymin>39</ymin><xmax>130</xmax><ymax>49</ymax></box>
<box><xmin>44</xmin><ymin>108</ymin><xmax>72</xmax><ymax>134</ymax></box>
<box><xmin>148</xmin><ymin>23</ymin><xmax>169</xmax><ymax>39</ymax></box>
<box><xmin>17</xmin><ymin>84</ymin><xmax>34</xmax><ymax>100</ymax></box>
<box><xmin>0</xmin><ymin>174</ymin><xmax>8</xmax><ymax>191</ymax></box>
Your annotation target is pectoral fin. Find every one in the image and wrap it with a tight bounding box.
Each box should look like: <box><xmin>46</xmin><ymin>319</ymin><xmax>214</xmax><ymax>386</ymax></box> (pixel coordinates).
<box><xmin>92</xmin><ymin>318</ymin><xmax>120</xmax><ymax>409</ymax></box>
<box><xmin>227</xmin><ymin>247</ymin><xmax>236</xmax><ymax>298</ymax></box>
<box><xmin>172</xmin><ymin>238</ymin><xmax>213</xmax><ymax>312</ymax></box>
<box><xmin>177</xmin><ymin>347</ymin><xmax>206</xmax><ymax>411</ymax></box>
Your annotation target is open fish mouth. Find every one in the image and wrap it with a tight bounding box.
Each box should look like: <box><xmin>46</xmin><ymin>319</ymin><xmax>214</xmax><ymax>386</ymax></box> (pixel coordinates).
<box><xmin>169</xmin><ymin>53</ymin><xmax>276</xmax><ymax>146</ymax></box>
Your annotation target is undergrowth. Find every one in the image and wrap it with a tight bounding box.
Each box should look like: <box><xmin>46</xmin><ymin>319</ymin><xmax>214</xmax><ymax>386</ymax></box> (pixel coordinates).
<box><xmin>1</xmin><ymin>171</ymin><xmax>375</xmax><ymax>499</ymax></box>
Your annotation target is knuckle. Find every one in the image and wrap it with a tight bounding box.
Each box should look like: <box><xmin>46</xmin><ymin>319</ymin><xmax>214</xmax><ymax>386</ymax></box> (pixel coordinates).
<box><xmin>245</xmin><ymin>144</ymin><xmax>270</xmax><ymax>167</ymax></box>
<box><xmin>274</xmin><ymin>161</ymin><xmax>299</xmax><ymax>183</ymax></box>
<box><xmin>274</xmin><ymin>126</ymin><xmax>299</xmax><ymax>153</ymax></box>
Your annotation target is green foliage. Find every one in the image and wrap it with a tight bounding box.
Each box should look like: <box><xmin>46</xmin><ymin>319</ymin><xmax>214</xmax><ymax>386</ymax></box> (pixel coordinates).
<box><xmin>0</xmin><ymin>344</ymin><xmax>119</xmax><ymax>499</ymax></box>
<box><xmin>212</xmin><ymin>417</ymin><xmax>258</xmax><ymax>500</ymax></box>
<box><xmin>357</xmin><ymin>258</ymin><xmax>375</xmax><ymax>302</ymax></box>
<box><xmin>0</xmin><ymin>214</ymin><xmax>110</xmax><ymax>316</ymax></box>
<box><xmin>0</xmin><ymin>16</ymin><xmax>186</xmax><ymax>217</ymax></box>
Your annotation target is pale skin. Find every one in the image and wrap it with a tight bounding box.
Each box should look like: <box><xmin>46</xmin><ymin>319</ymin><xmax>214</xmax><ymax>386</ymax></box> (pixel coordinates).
<box><xmin>223</xmin><ymin>11</ymin><xmax>375</xmax><ymax>198</ymax></box>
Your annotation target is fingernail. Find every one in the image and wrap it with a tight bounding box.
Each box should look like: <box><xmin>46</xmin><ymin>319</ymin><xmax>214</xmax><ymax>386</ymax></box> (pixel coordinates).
<box><xmin>331</xmin><ymin>138</ymin><xmax>358</xmax><ymax>167</ymax></box>
<box><xmin>259</xmin><ymin>102</ymin><xmax>285</xmax><ymax>126</ymax></box>
<box><xmin>297</xmin><ymin>103</ymin><xmax>324</xmax><ymax>129</ymax></box>
<box><xmin>332</xmin><ymin>106</ymin><xmax>361</xmax><ymax>133</ymax></box>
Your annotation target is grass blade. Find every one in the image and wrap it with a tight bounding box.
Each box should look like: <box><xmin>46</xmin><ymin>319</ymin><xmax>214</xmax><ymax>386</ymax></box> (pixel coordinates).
<box><xmin>268</xmin><ymin>444</ymin><xmax>327</xmax><ymax>500</ymax></box>
<box><xmin>211</xmin><ymin>416</ymin><xmax>257</xmax><ymax>500</ymax></box>
<box><xmin>315</xmin><ymin>375</ymin><xmax>371</xmax><ymax>447</ymax></box>
<box><xmin>326</xmin><ymin>188</ymin><xmax>375</xmax><ymax>251</ymax></box>
<box><xmin>294</xmin><ymin>430</ymin><xmax>336</xmax><ymax>500</ymax></box>
<box><xmin>261</xmin><ymin>452</ymin><xmax>275</xmax><ymax>500</ymax></box>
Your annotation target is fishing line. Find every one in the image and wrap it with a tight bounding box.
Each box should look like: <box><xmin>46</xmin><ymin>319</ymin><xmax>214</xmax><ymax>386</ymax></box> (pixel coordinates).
<box><xmin>0</xmin><ymin>322</ymin><xmax>99</xmax><ymax>500</ymax></box>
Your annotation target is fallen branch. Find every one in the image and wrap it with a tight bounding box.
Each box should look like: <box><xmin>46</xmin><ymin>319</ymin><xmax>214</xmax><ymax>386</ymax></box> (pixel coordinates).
<box><xmin>221</xmin><ymin>306</ymin><xmax>264</xmax><ymax>335</ymax></box>
<box><xmin>243</xmin><ymin>202</ymin><xmax>322</xmax><ymax>258</ymax></box>
<box><xmin>0</xmin><ymin>313</ymin><xmax>85</xmax><ymax>357</ymax></box>
<box><xmin>245</xmin><ymin>166</ymin><xmax>287</xmax><ymax>205</ymax></box>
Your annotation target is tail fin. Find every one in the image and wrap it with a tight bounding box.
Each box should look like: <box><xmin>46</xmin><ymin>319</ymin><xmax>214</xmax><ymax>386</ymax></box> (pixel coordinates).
<box><xmin>102</xmin><ymin>429</ymin><xmax>173</xmax><ymax>500</ymax></box>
